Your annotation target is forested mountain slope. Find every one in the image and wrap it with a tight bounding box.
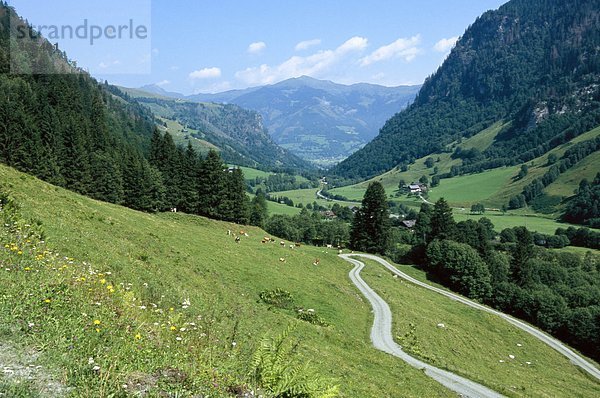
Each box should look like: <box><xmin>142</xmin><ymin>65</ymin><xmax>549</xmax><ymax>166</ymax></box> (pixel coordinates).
<box><xmin>125</xmin><ymin>94</ymin><xmax>311</xmax><ymax>171</ymax></box>
<box><xmin>332</xmin><ymin>0</ymin><xmax>600</xmax><ymax>180</ymax></box>
<box><xmin>0</xmin><ymin>2</ymin><xmax>166</xmax><ymax>210</ymax></box>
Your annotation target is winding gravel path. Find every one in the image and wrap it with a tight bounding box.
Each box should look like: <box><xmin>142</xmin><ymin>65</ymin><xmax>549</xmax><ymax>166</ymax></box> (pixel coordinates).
<box><xmin>342</xmin><ymin>254</ymin><xmax>505</xmax><ymax>398</ymax></box>
<box><xmin>340</xmin><ymin>253</ymin><xmax>600</xmax><ymax>396</ymax></box>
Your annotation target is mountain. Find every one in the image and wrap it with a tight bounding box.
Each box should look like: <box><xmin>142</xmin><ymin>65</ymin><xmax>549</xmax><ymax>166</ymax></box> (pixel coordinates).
<box><xmin>118</xmin><ymin>91</ymin><xmax>312</xmax><ymax>171</ymax></box>
<box><xmin>332</xmin><ymin>0</ymin><xmax>600</xmax><ymax>181</ymax></box>
<box><xmin>138</xmin><ymin>84</ymin><xmax>186</xmax><ymax>99</ymax></box>
<box><xmin>141</xmin><ymin>77</ymin><xmax>420</xmax><ymax>166</ymax></box>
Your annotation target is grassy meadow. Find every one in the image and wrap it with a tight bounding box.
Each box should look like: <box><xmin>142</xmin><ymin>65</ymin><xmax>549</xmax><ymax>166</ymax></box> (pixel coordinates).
<box><xmin>0</xmin><ymin>164</ymin><xmax>452</xmax><ymax>397</ymax></box>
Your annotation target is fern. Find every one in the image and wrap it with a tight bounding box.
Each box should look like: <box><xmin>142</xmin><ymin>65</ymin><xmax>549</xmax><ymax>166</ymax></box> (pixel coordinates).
<box><xmin>249</xmin><ymin>325</ymin><xmax>339</xmax><ymax>397</ymax></box>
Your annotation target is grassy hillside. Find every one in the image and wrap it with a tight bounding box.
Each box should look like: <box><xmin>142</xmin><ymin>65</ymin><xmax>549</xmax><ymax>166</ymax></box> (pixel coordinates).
<box><xmin>157</xmin><ymin>117</ymin><xmax>218</xmax><ymax>156</ymax></box>
<box><xmin>0</xmin><ymin>164</ymin><xmax>449</xmax><ymax>397</ymax></box>
<box><xmin>330</xmin><ymin>124</ymin><xmax>599</xmax><ymax>206</ymax></box>
<box><xmin>329</xmin><ymin>122</ymin><xmax>506</xmax><ymax>202</ymax></box>
<box><xmin>2</xmin><ymin>164</ymin><xmax>600</xmax><ymax>396</ymax></box>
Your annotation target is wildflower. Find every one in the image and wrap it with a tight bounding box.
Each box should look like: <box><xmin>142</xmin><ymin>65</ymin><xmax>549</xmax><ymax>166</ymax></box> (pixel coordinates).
<box><xmin>170</xmin><ymin>325</ymin><xmax>177</xmax><ymax>331</ymax></box>
<box><xmin>180</xmin><ymin>327</ymin><xmax>186</xmax><ymax>332</ymax></box>
<box><xmin>44</xmin><ymin>299</ymin><xmax>51</xmax><ymax>303</ymax></box>
<box><xmin>92</xmin><ymin>365</ymin><xmax>100</xmax><ymax>372</ymax></box>
<box><xmin>24</xmin><ymin>267</ymin><xmax>31</xmax><ymax>271</ymax></box>
<box><xmin>182</xmin><ymin>298</ymin><xmax>191</xmax><ymax>309</ymax></box>
<box><xmin>107</xmin><ymin>285</ymin><xmax>114</xmax><ymax>292</ymax></box>
<box><xmin>99</xmin><ymin>279</ymin><xmax>106</xmax><ymax>285</ymax></box>
<box><xmin>95</xmin><ymin>328</ymin><xmax>101</xmax><ymax>333</ymax></box>
<box><xmin>17</xmin><ymin>251</ymin><xmax>23</xmax><ymax>255</ymax></box>
<box><xmin>27</xmin><ymin>322</ymin><xmax>34</xmax><ymax>328</ymax></box>
<box><xmin>232</xmin><ymin>341</ymin><xmax>237</xmax><ymax>347</ymax></box>
<box><xmin>169</xmin><ymin>307</ymin><xmax>174</xmax><ymax>312</ymax></box>
<box><xmin>93</xmin><ymin>320</ymin><xmax>101</xmax><ymax>325</ymax></box>
<box><xmin>135</xmin><ymin>333</ymin><xmax>142</xmax><ymax>340</ymax></box>
<box><xmin>175</xmin><ymin>336</ymin><xmax>182</xmax><ymax>341</ymax></box>
<box><xmin>88</xmin><ymin>357</ymin><xmax>95</xmax><ymax>365</ymax></box>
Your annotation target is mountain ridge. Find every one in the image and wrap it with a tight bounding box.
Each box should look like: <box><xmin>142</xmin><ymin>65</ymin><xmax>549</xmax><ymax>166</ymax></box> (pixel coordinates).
<box><xmin>136</xmin><ymin>76</ymin><xmax>421</xmax><ymax>165</ymax></box>
<box><xmin>331</xmin><ymin>0</ymin><xmax>600</xmax><ymax>180</ymax></box>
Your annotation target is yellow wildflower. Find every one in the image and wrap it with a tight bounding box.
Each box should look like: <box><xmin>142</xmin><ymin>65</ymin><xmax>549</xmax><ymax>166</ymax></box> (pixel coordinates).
<box><xmin>170</xmin><ymin>325</ymin><xmax>176</xmax><ymax>331</ymax></box>
<box><xmin>95</xmin><ymin>328</ymin><xmax>101</xmax><ymax>333</ymax></box>
<box><xmin>93</xmin><ymin>319</ymin><xmax>101</xmax><ymax>325</ymax></box>
<box><xmin>135</xmin><ymin>333</ymin><xmax>142</xmax><ymax>340</ymax></box>
<box><xmin>44</xmin><ymin>299</ymin><xmax>51</xmax><ymax>303</ymax></box>
<box><xmin>100</xmin><ymin>279</ymin><xmax>106</xmax><ymax>284</ymax></box>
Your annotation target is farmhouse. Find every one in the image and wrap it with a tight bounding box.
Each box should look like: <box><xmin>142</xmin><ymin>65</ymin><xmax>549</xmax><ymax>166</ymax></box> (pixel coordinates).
<box><xmin>320</xmin><ymin>210</ymin><xmax>337</xmax><ymax>219</ymax></box>
<box><xmin>408</xmin><ymin>184</ymin><xmax>422</xmax><ymax>193</ymax></box>
<box><xmin>400</xmin><ymin>220</ymin><xmax>416</xmax><ymax>229</ymax></box>
<box><xmin>408</xmin><ymin>183</ymin><xmax>428</xmax><ymax>193</ymax></box>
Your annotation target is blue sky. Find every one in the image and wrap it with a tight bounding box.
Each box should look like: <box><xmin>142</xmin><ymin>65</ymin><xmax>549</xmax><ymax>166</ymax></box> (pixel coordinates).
<box><xmin>9</xmin><ymin>0</ymin><xmax>507</xmax><ymax>94</ymax></box>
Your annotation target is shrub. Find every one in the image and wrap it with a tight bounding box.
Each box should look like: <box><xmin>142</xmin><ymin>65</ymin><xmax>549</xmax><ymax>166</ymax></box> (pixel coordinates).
<box><xmin>259</xmin><ymin>289</ymin><xmax>295</xmax><ymax>309</ymax></box>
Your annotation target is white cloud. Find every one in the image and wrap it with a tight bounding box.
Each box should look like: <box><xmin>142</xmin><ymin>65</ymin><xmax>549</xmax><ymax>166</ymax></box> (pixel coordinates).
<box><xmin>235</xmin><ymin>36</ymin><xmax>368</xmax><ymax>86</ymax></box>
<box><xmin>433</xmin><ymin>36</ymin><xmax>458</xmax><ymax>53</ymax></box>
<box><xmin>247</xmin><ymin>41</ymin><xmax>266</xmax><ymax>54</ymax></box>
<box><xmin>360</xmin><ymin>35</ymin><xmax>422</xmax><ymax>66</ymax></box>
<box><xmin>152</xmin><ymin>48</ymin><xmax>160</xmax><ymax>55</ymax></box>
<box><xmin>295</xmin><ymin>38</ymin><xmax>321</xmax><ymax>51</ymax></box>
<box><xmin>189</xmin><ymin>67</ymin><xmax>222</xmax><ymax>80</ymax></box>
<box><xmin>156</xmin><ymin>80</ymin><xmax>170</xmax><ymax>87</ymax></box>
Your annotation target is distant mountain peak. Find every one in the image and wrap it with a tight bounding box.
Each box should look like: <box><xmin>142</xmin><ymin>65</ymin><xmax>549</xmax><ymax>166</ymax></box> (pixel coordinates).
<box><xmin>138</xmin><ymin>84</ymin><xmax>185</xmax><ymax>99</ymax></box>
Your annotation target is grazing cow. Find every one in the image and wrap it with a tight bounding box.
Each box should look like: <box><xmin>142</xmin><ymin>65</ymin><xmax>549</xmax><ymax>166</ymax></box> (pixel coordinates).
<box><xmin>244</xmin><ymin>233</ymin><xmax>249</xmax><ymax>237</ymax></box>
<box><xmin>261</xmin><ymin>240</ymin><xmax>267</xmax><ymax>244</ymax></box>
<box><xmin>326</xmin><ymin>244</ymin><xmax>333</xmax><ymax>248</ymax></box>
<box><xmin>289</xmin><ymin>244</ymin><xmax>294</xmax><ymax>250</ymax></box>
<box><xmin>280</xmin><ymin>241</ymin><xmax>285</xmax><ymax>246</ymax></box>
<box><xmin>279</xmin><ymin>257</ymin><xmax>286</xmax><ymax>263</ymax></box>
<box><xmin>295</xmin><ymin>243</ymin><xmax>301</xmax><ymax>247</ymax></box>
<box><xmin>239</xmin><ymin>230</ymin><xmax>246</xmax><ymax>236</ymax></box>
<box><xmin>227</xmin><ymin>230</ymin><xmax>232</xmax><ymax>236</ymax></box>
<box><xmin>338</xmin><ymin>249</ymin><xmax>343</xmax><ymax>255</ymax></box>
<box><xmin>235</xmin><ymin>236</ymin><xmax>241</xmax><ymax>243</ymax></box>
<box><xmin>313</xmin><ymin>258</ymin><xmax>320</xmax><ymax>266</ymax></box>
<box><xmin>263</xmin><ymin>236</ymin><xmax>271</xmax><ymax>242</ymax></box>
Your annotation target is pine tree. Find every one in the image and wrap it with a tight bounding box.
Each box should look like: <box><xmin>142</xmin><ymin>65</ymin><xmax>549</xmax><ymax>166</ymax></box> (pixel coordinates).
<box><xmin>179</xmin><ymin>142</ymin><xmax>199</xmax><ymax>213</ymax></box>
<box><xmin>350</xmin><ymin>181</ymin><xmax>390</xmax><ymax>254</ymax></box>
<box><xmin>223</xmin><ymin>167</ymin><xmax>249</xmax><ymax>224</ymax></box>
<box><xmin>414</xmin><ymin>203</ymin><xmax>433</xmax><ymax>244</ymax></box>
<box><xmin>197</xmin><ymin>149</ymin><xmax>226</xmax><ymax>219</ymax></box>
<box><xmin>250</xmin><ymin>189</ymin><xmax>269</xmax><ymax>227</ymax></box>
<box><xmin>430</xmin><ymin>198</ymin><xmax>456</xmax><ymax>241</ymax></box>
<box><xmin>89</xmin><ymin>151</ymin><xmax>124</xmax><ymax>204</ymax></box>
